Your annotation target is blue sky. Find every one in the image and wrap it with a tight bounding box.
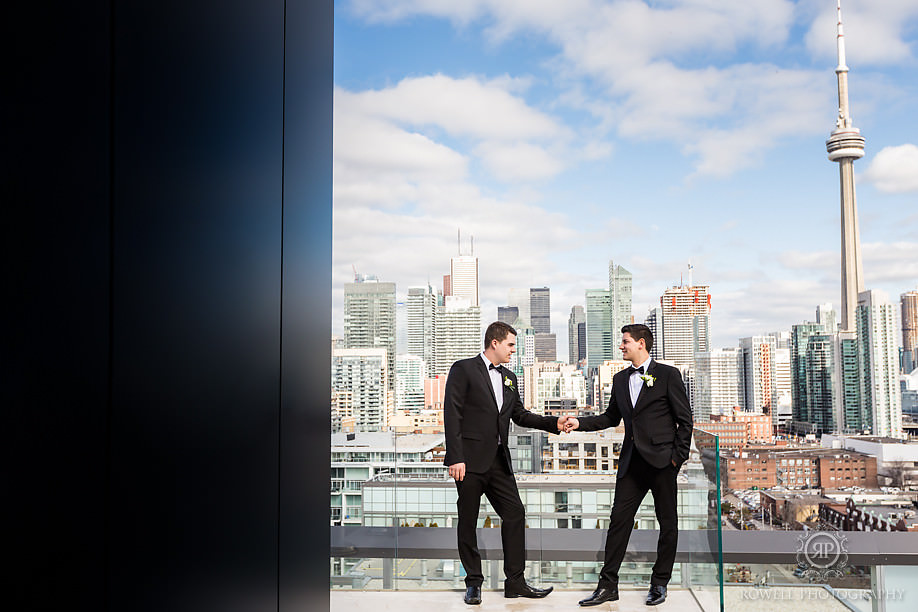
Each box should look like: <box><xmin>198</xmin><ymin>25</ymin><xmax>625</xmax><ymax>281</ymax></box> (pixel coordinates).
<box><xmin>332</xmin><ymin>0</ymin><xmax>918</xmax><ymax>351</ymax></box>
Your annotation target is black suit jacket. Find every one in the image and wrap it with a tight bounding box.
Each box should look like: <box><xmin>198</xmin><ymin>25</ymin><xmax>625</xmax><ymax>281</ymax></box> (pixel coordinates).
<box><xmin>443</xmin><ymin>356</ymin><xmax>560</xmax><ymax>474</ymax></box>
<box><xmin>577</xmin><ymin>360</ymin><xmax>693</xmax><ymax>478</ymax></box>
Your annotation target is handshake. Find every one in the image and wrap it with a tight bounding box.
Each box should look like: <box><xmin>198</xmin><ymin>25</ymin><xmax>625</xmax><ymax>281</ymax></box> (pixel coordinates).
<box><xmin>556</xmin><ymin>415</ymin><xmax>580</xmax><ymax>434</ymax></box>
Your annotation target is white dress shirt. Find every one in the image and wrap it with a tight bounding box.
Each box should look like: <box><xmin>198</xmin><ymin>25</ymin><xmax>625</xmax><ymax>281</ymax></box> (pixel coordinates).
<box><xmin>480</xmin><ymin>353</ymin><xmax>504</xmax><ymax>411</ymax></box>
<box><xmin>628</xmin><ymin>357</ymin><xmax>653</xmax><ymax>407</ymax></box>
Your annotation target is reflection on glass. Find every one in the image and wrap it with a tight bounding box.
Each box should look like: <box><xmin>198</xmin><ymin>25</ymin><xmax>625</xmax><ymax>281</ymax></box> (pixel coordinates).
<box><xmin>331</xmin><ymin>428</ymin><xmax>726</xmax><ymax>611</ymax></box>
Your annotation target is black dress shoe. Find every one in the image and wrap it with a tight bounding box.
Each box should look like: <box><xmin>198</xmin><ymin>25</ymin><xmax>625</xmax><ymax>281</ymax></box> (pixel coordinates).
<box><xmin>504</xmin><ymin>580</ymin><xmax>553</xmax><ymax>598</ymax></box>
<box><xmin>645</xmin><ymin>584</ymin><xmax>667</xmax><ymax>606</ymax></box>
<box><xmin>579</xmin><ymin>586</ymin><xmax>619</xmax><ymax>606</ymax></box>
<box><xmin>463</xmin><ymin>585</ymin><xmax>482</xmax><ymax>605</ymax></box>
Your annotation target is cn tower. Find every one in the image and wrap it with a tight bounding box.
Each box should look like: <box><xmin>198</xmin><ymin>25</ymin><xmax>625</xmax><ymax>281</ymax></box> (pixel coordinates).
<box><xmin>826</xmin><ymin>0</ymin><xmax>866</xmax><ymax>332</ymax></box>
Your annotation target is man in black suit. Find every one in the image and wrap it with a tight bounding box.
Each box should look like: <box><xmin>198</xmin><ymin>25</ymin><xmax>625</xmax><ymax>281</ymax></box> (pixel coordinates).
<box><xmin>567</xmin><ymin>324</ymin><xmax>693</xmax><ymax>607</ymax></box>
<box><xmin>444</xmin><ymin>321</ymin><xmax>570</xmax><ymax>605</ymax></box>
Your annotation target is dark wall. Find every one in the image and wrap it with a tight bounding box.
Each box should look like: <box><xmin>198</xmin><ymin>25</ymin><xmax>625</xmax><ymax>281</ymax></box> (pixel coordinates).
<box><xmin>6</xmin><ymin>2</ymin><xmax>331</xmax><ymax>610</ymax></box>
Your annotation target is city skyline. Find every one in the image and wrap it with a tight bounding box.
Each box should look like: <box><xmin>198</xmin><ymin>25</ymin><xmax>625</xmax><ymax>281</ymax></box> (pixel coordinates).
<box><xmin>333</xmin><ymin>1</ymin><xmax>917</xmax><ymax>351</ymax></box>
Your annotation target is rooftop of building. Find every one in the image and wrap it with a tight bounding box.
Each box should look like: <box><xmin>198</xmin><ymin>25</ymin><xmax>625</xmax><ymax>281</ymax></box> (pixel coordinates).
<box><xmin>849</xmin><ymin>436</ymin><xmax>915</xmax><ymax>444</ymax></box>
<box><xmin>822</xmin><ymin>433</ymin><xmax>916</xmax><ymax>445</ymax></box>
<box><xmin>854</xmin><ymin>504</ymin><xmax>918</xmax><ymax>529</ymax></box>
<box><xmin>719</xmin><ymin>443</ymin><xmax>826</xmax><ymax>457</ymax></box>
<box><xmin>332</xmin><ymin>432</ymin><xmax>445</xmax><ymax>452</ymax></box>
<box><xmin>771</xmin><ymin>447</ymin><xmax>873</xmax><ymax>458</ymax></box>
<box><xmin>760</xmin><ymin>491</ymin><xmax>831</xmax><ymax>503</ymax></box>
<box><xmin>821</xmin><ymin>488</ymin><xmax>918</xmax><ymax>504</ymax></box>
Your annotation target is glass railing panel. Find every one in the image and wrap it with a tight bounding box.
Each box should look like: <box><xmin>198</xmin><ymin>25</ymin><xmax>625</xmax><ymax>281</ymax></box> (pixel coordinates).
<box><xmin>681</xmin><ymin>428</ymin><xmax>724</xmax><ymax>612</ymax></box>
<box><xmin>392</xmin><ymin>429</ymin><xmax>457</xmax><ymax>590</ymax></box>
<box><xmin>330</xmin><ymin>429</ymin><xmax>403</xmax><ymax>589</ymax></box>
<box><xmin>331</xmin><ymin>427</ymin><xmax>727</xmax><ymax>607</ymax></box>
<box><xmin>718</xmin><ymin>562</ymin><xmax>916</xmax><ymax>611</ymax></box>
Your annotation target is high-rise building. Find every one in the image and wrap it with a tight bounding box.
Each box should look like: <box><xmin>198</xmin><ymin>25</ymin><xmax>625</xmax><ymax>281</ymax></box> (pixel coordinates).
<box><xmin>661</xmin><ymin>284</ymin><xmax>711</xmax><ymax>368</ymax></box>
<box><xmin>406</xmin><ymin>284</ymin><xmax>437</xmax><ymax>378</ymax></box>
<box><xmin>597</xmin><ymin>359</ymin><xmax>631</xmax><ymax>411</ymax></box>
<box><xmin>792</xmin><ymin>302</ymin><xmax>868</xmax><ymax>436</ymax></box>
<box><xmin>791</xmin><ymin>322</ymin><xmax>826</xmax><ymax>424</ymax></box>
<box><xmin>332</xmin><ymin>348</ymin><xmax>390</xmax><ymax>432</ymax></box>
<box><xmin>835</xmin><ymin>330</ymin><xmax>865</xmax><ymax>433</ymax></box>
<box><xmin>395</xmin><ymin>354</ymin><xmax>425</xmax><ymax>413</ymax></box>
<box><xmin>901</xmin><ymin>369</ymin><xmax>918</xmax><ymax>417</ymax></box>
<box><xmin>449</xmin><ymin>255</ymin><xmax>479</xmax><ymax>307</ymax></box>
<box><xmin>644</xmin><ymin>306</ymin><xmax>663</xmax><ymax>360</ymax></box>
<box><xmin>901</xmin><ymin>289</ymin><xmax>918</xmax><ymax>373</ymax></box>
<box><xmin>507</xmin><ymin>288</ymin><xmax>531</xmax><ymax>327</ymax></box>
<box><xmin>344</xmin><ymin>275</ymin><xmax>396</xmax><ymax>394</ymax></box>
<box><xmin>568</xmin><ymin>305</ymin><xmax>586</xmax><ymax>365</ymax></box>
<box><xmin>826</xmin><ymin>1</ymin><xmax>866</xmax><ymax>332</ymax></box>
<box><xmin>773</xmin><ymin>345</ymin><xmax>792</xmax><ymax>426</ymax></box>
<box><xmin>691</xmin><ymin>348</ymin><xmax>744</xmax><ymax>422</ymax></box>
<box><xmin>608</xmin><ymin>262</ymin><xmax>632</xmax><ymax>334</ymax></box>
<box><xmin>770</xmin><ymin>331</ymin><xmax>791</xmax><ymax>350</ymax></box>
<box><xmin>424</xmin><ymin>374</ymin><xmax>448</xmax><ymax>411</ymax></box>
<box><xmin>856</xmin><ymin>290</ymin><xmax>903</xmax><ymax>438</ymax></box>
<box><xmin>765</xmin><ymin>337</ymin><xmax>792</xmax><ymax>427</ymax></box>
<box><xmin>530</xmin><ymin>287</ymin><xmax>556</xmax><ymax>361</ymax></box>
<box><xmin>331</xmin><ymin>390</ymin><xmax>354</xmax><ymax>434</ymax></box>
<box><xmin>497</xmin><ymin>305</ymin><xmax>519</xmax><ymax>326</ymax></box>
<box><xmin>530</xmin><ymin>287</ymin><xmax>551</xmax><ymax>333</ymax></box>
<box><xmin>433</xmin><ymin>296</ymin><xmax>481</xmax><ymax>376</ymax></box>
<box><xmin>507</xmin><ymin>323</ymin><xmax>536</xmax><ymax>399</ymax></box>
<box><xmin>803</xmin><ymin>334</ymin><xmax>838</xmax><ymax>433</ymax></box>
<box><xmin>523</xmin><ymin>362</ymin><xmax>587</xmax><ymax>413</ymax></box>
<box><xmin>585</xmin><ymin>289</ymin><xmax>613</xmax><ymax>372</ymax></box>
<box><xmin>534</xmin><ymin>333</ymin><xmax>557</xmax><ymax>362</ymax></box>
<box><xmin>792</xmin><ymin>328</ymin><xmax>864</xmax><ymax>436</ymax></box>
<box><xmin>739</xmin><ymin>335</ymin><xmax>777</xmax><ymax>417</ymax></box>
<box><xmin>817</xmin><ymin>303</ymin><xmax>838</xmax><ymax>334</ymax></box>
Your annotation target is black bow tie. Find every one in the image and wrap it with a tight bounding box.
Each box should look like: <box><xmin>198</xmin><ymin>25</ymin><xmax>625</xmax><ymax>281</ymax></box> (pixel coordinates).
<box><xmin>489</xmin><ymin>363</ymin><xmax>501</xmax><ymax>371</ymax></box>
<box><xmin>629</xmin><ymin>365</ymin><xmax>645</xmax><ymax>375</ymax></box>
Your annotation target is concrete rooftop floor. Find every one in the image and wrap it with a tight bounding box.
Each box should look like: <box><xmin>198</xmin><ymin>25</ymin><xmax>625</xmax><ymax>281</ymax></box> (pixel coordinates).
<box><xmin>330</xmin><ymin>585</ymin><xmax>857</xmax><ymax>611</ymax></box>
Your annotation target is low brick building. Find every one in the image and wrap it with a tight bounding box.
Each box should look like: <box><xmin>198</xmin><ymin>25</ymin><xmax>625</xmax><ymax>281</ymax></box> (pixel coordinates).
<box><xmin>697</xmin><ymin>409</ymin><xmax>773</xmax><ymax>449</ymax></box>
<box><xmin>760</xmin><ymin>491</ymin><xmax>829</xmax><ymax>527</ymax></box>
<box><xmin>721</xmin><ymin>447</ymin><xmax>776</xmax><ymax>489</ymax></box>
<box><xmin>720</xmin><ymin>447</ymin><xmax>877</xmax><ymax>491</ymax></box>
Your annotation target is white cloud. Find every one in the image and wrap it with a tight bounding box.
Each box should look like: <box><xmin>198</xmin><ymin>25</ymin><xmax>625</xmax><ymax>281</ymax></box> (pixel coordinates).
<box><xmin>713</xmin><ymin>277</ymin><xmax>835</xmax><ymax>343</ymax></box>
<box><xmin>777</xmin><ymin>250</ymin><xmax>837</xmax><ymax>271</ymax></box>
<box><xmin>343</xmin><ymin>1</ymin><xmax>842</xmax><ymax>177</ymax></box>
<box><xmin>333</xmin><ymin>77</ymin><xmax>583</xmax><ymax>333</ymax></box>
<box><xmin>334</xmin><ymin>1</ymin><xmax>918</xmax><ymax>345</ymax></box>
<box><xmin>335</xmin><ymin>76</ymin><xmax>577</xmax><ymax>185</ymax></box>
<box><xmin>861</xmin><ymin>144</ymin><xmax>918</xmax><ymax>193</ymax></box>
<box><xmin>474</xmin><ymin>141</ymin><xmax>564</xmax><ymax>182</ymax></box>
<box><xmin>335</xmin><ymin>112</ymin><xmax>468</xmax><ymax>182</ymax></box>
<box><xmin>803</xmin><ymin>0</ymin><xmax>918</xmax><ymax>66</ymax></box>
<box><xmin>338</xmin><ymin>74</ymin><xmax>567</xmax><ymax>141</ymax></box>
<box><xmin>862</xmin><ymin>241</ymin><xmax>918</xmax><ymax>283</ymax></box>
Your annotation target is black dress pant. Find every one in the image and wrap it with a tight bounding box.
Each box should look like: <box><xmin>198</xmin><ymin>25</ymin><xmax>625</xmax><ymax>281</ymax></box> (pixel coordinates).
<box><xmin>598</xmin><ymin>449</ymin><xmax>679</xmax><ymax>588</ymax></box>
<box><xmin>455</xmin><ymin>448</ymin><xmax>526</xmax><ymax>587</ymax></box>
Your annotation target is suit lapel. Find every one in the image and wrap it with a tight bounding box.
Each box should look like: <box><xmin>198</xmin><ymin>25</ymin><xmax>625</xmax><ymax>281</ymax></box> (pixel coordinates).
<box><xmin>615</xmin><ymin>370</ymin><xmax>632</xmax><ymax>420</ymax></box>
<box><xmin>631</xmin><ymin>361</ymin><xmax>655</xmax><ymax>415</ymax></box>
<box><xmin>476</xmin><ymin>359</ymin><xmax>499</xmax><ymax>410</ymax></box>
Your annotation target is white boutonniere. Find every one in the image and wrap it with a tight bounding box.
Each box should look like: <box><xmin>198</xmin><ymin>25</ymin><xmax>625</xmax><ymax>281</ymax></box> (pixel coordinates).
<box><xmin>504</xmin><ymin>377</ymin><xmax>514</xmax><ymax>390</ymax></box>
<box><xmin>639</xmin><ymin>374</ymin><xmax>656</xmax><ymax>388</ymax></box>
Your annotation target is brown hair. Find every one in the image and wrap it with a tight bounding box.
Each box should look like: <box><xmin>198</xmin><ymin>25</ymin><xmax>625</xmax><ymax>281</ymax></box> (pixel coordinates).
<box><xmin>621</xmin><ymin>323</ymin><xmax>653</xmax><ymax>352</ymax></box>
<box><xmin>484</xmin><ymin>321</ymin><xmax>517</xmax><ymax>349</ymax></box>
